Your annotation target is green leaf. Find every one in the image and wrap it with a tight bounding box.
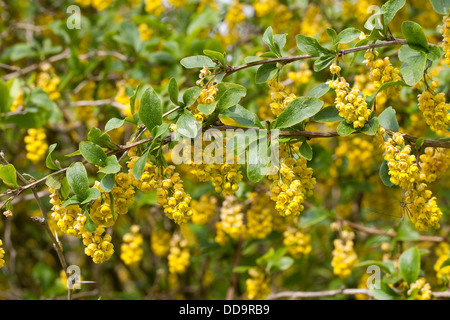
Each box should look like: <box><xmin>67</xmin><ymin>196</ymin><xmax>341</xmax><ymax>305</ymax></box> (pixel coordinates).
<box><xmin>326</xmin><ymin>28</ymin><xmax>338</xmax><ymax>42</ymax></box>
<box><xmin>217</xmin><ymin>86</ymin><xmax>246</xmax><ymax>111</ymax></box>
<box><xmin>133</xmin><ymin>150</ymin><xmax>149</xmax><ymax>180</ymax></box>
<box><xmin>399</xmin><ymin>51</ymin><xmax>427</xmax><ymax>86</ymax></box>
<box><xmin>313</xmin><ymin>55</ymin><xmax>335</xmax><ymax>72</ymax></box>
<box><xmin>246</xmin><ymin>135</ymin><xmax>272</xmax><ymax>183</ymax></box>
<box><xmin>81</xmin><ymin>187</ymin><xmax>101</xmax><ymax>205</ymax></box>
<box><xmin>356</xmin><ymin>260</ymin><xmax>396</xmax><ymax>274</ymax></box>
<box><xmin>130</xmin><ymin>84</ymin><xmax>150</xmax><ymax>115</ymax></box>
<box><xmin>180</xmin><ymin>55</ymin><xmax>216</xmax><ymax>69</ymax></box>
<box><xmin>104</xmin><ymin>118</ymin><xmax>125</xmax><ymax>133</ymax></box>
<box><xmin>88</xmin><ymin>128</ymin><xmax>117</xmax><ymax>150</ymax></box>
<box><xmin>381</xmin><ymin>0</ymin><xmax>406</xmax><ymax>25</ymax></box>
<box><xmin>0</xmin><ymin>164</ymin><xmax>18</xmax><ymax>188</ymax></box>
<box><xmin>203</xmin><ymin>49</ymin><xmax>225</xmax><ymax>66</ymax></box>
<box><xmin>61</xmin><ymin>196</ymin><xmax>81</xmax><ymax>208</ymax></box>
<box><xmin>334</xmin><ymin>28</ymin><xmax>361</xmax><ymax>45</ymax></box>
<box><xmin>272</xmin><ymin>256</ymin><xmax>294</xmax><ymax>272</ymax></box>
<box><xmin>299</xmin><ymin>142</ymin><xmax>312</xmax><ymax>160</ymax></box>
<box><xmin>337</xmin><ymin>121</ymin><xmax>357</xmax><ymax>136</ymax></box>
<box><xmin>429</xmin><ymin>0</ymin><xmax>449</xmax><ymax>14</ymax></box>
<box><xmin>307</xmin><ymin>83</ymin><xmax>330</xmax><ymax>98</ymax></box>
<box><xmin>378</xmin><ymin>106</ymin><xmax>399</xmax><ymax>131</ymax></box>
<box><xmin>0</xmin><ymin>79</ymin><xmax>11</xmax><ymax>113</ymax></box>
<box><xmin>366</xmin><ymin>81</ymin><xmax>409</xmax><ymax>109</ymax></box>
<box><xmin>296</xmin><ymin>35</ymin><xmax>331</xmax><ymax>56</ymax></box>
<box><xmin>262</xmin><ymin>26</ymin><xmax>274</xmax><ymax>47</ymax></box>
<box><xmin>379</xmin><ymin>160</ymin><xmax>394</xmax><ymax>187</ymax></box>
<box><xmin>224</xmin><ymin>105</ymin><xmax>263</xmax><ymax>129</ymax></box>
<box><xmin>232</xmin><ymin>266</ymin><xmax>253</xmax><ymax>274</ymax></box>
<box><xmin>255</xmin><ymin>63</ymin><xmax>278</xmax><ymax>84</ymax></box>
<box><xmin>84</xmin><ymin>211</ymin><xmax>97</xmax><ymax>233</ymax></box>
<box><xmin>100</xmin><ymin>174</ymin><xmax>115</xmax><ymax>193</ymax></box>
<box><xmin>45</xmin><ymin>175</ymin><xmax>61</xmax><ymax>190</ymax></box>
<box><xmin>395</xmin><ymin>222</ymin><xmax>420</xmax><ymax>242</ymax></box>
<box><xmin>401</xmin><ymin>21</ymin><xmax>429</xmax><ymax>53</ymax></box>
<box><xmin>197</xmin><ymin>102</ymin><xmax>217</xmax><ymax>115</ymax></box>
<box><xmin>427</xmin><ymin>45</ymin><xmax>443</xmax><ymax>61</ymax></box>
<box><xmin>98</xmin><ymin>155</ymin><xmax>121</xmax><ymax>174</ymax></box>
<box><xmin>274</xmin><ymin>97</ymin><xmax>324</xmax><ymax>129</ymax></box>
<box><xmin>182</xmin><ymin>86</ymin><xmax>202</xmax><ymax>107</ymax></box>
<box><xmin>79</xmin><ymin>141</ymin><xmax>107</xmax><ymax>167</ymax></box>
<box><xmin>312</xmin><ymin>105</ymin><xmax>343</xmax><ymax>123</ymax></box>
<box><xmin>440</xmin><ymin>258</ymin><xmax>450</xmax><ymax>270</ymax></box>
<box><xmin>66</xmin><ymin>162</ymin><xmax>89</xmax><ymax>201</ymax></box>
<box><xmin>371</xmin><ymin>281</ymin><xmax>402</xmax><ymax>300</ymax></box>
<box><xmin>151</xmin><ymin>123</ymin><xmax>169</xmax><ymax>140</ymax></box>
<box><xmin>60</xmin><ymin>177</ymin><xmax>70</xmax><ymax>200</ymax></box>
<box><xmin>139</xmin><ymin>87</ymin><xmax>162</xmax><ymax>132</ymax></box>
<box><xmin>399</xmin><ymin>247</ymin><xmax>420</xmax><ymax>285</ymax></box>
<box><xmin>168</xmin><ymin>78</ymin><xmax>179</xmax><ymax>105</ymax></box>
<box><xmin>361</xmin><ymin>117</ymin><xmax>379</xmax><ymax>135</ymax></box>
<box><xmin>176</xmin><ymin>110</ymin><xmax>198</xmax><ymax>138</ymax></box>
<box><xmin>46</xmin><ymin>143</ymin><xmax>60</xmax><ymax>170</ymax></box>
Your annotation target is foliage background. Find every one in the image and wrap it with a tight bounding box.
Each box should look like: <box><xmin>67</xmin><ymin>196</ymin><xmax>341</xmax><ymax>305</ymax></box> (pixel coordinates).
<box><xmin>0</xmin><ymin>0</ymin><xmax>449</xmax><ymax>300</ymax></box>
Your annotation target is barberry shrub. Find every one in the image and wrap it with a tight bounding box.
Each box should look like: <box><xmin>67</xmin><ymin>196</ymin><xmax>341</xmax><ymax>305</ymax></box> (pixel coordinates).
<box><xmin>0</xmin><ymin>0</ymin><xmax>449</xmax><ymax>301</ymax></box>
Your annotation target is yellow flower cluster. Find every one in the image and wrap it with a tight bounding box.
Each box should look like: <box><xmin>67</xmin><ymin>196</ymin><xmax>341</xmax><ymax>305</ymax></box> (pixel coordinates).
<box><xmin>246</xmin><ymin>191</ymin><xmax>273</xmax><ymax>239</ymax></box>
<box><xmin>120</xmin><ymin>225</ymin><xmax>144</xmax><ymax>266</ymax></box>
<box><xmin>434</xmin><ymin>243</ymin><xmax>450</xmax><ymax>284</ymax></box>
<box><xmin>73</xmin><ymin>81</ymin><xmax>96</xmax><ymax>124</ymax></box>
<box><xmin>138</xmin><ymin>24</ymin><xmax>153</xmax><ymax>41</ymax></box>
<box><xmin>364</xmin><ymin>50</ymin><xmax>401</xmax><ymax>95</ymax></box>
<box><xmin>418</xmin><ymin>80</ymin><xmax>449</xmax><ymax>136</ymax></box>
<box><xmin>417</xmin><ymin>147</ymin><xmax>449</xmax><ymax>183</ymax></box>
<box><xmin>382</xmin><ymin>131</ymin><xmax>443</xmax><ymax>231</ymax></box>
<box><xmin>407</xmin><ymin>278</ymin><xmax>432</xmax><ymax>300</ymax></box>
<box><xmin>215</xmin><ymin>197</ymin><xmax>246</xmax><ymax>245</ymax></box>
<box><xmin>151</xmin><ymin>229</ymin><xmax>171</xmax><ymax>257</ymax></box>
<box><xmin>90</xmin><ymin>175</ymin><xmax>135</xmax><ymax>228</ymax></box>
<box><xmin>225</xmin><ymin>1</ymin><xmax>246</xmax><ymax>30</ymax></box>
<box><xmin>442</xmin><ymin>15</ymin><xmax>450</xmax><ymax>66</ymax></box>
<box><xmin>191</xmin><ymin>146</ymin><xmax>243</xmax><ymax>196</ymax></box>
<box><xmin>283</xmin><ymin>226</ymin><xmax>312</xmax><ymax>259</ymax></box>
<box><xmin>50</xmin><ymin>176</ymin><xmax>132</xmax><ymax>264</ymax></box>
<box><xmin>128</xmin><ymin>158</ymin><xmax>193</xmax><ymax>224</ymax></box>
<box><xmin>382</xmin><ymin>132</ymin><xmax>419</xmax><ymax>190</ymax></box>
<box><xmin>145</xmin><ymin>0</ymin><xmax>163</xmax><ymax>16</ymax></box>
<box><xmin>246</xmin><ymin>268</ymin><xmax>270</xmax><ymax>300</ymax></box>
<box><xmin>287</xmin><ymin>62</ymin><xmax>313</xmax><ymax>86</ymax></box>
<box><xmin>328</xmin><ymin>77</ymin><xmax>371</xmax><ymax>129</ymax></box>
<box><xmin>168</xmin><ymin>0</ymin><xmax>186</xmax><ymax>7</ymax></box>
<box><xmin>75</xmin><ymin>0</ymin><xmax>114</xmax><ymax>10</ymax></box>
<box><xmin>191</xmin><ymin>195</ymin><xmax>218</xmax><ymax>225</ymax></box>
<box><xmin>168</xmin><ymin>233</ymin><xmax>190</xmax><ymax>274</ymax></box>
<box><xmin>268</xmin><ymin>79</ymin><xmax>297</xmax><ymax>117</ymax></box>
<box><xmin>36</xmin><ymin>62</ymin><xmax>60</xmax><ymax>101</ymax></box>
<box><xmin>335</xmin><ymin>136</ymin><xmax>381</xmax><ymax>179</ymax></box>
<box><xmin>269</xmin><ymin>147</ymin><xmax>316</xmax><ymax>217</ymax></box>
<box><xmin>331</xmin><ymin>230</ymin><xmax>358</xmax><ymax>279</ymax></box>
<box><xmin>80</xmin><ymin>222</ymin><xmax>114</xmax><ymax>264</ymax></box>
<box><xmin>189</xmin><ymin>85</ymin><xmax>218</xmax><ymax>123</ymax></box>
<box><xmin>24</xmin><ymin>128</ymin><xmax>49</xmax><ymax>164</ymax></box>
<box><xmin>10</xmin><ymin>89</ymin><xmax>23</xmax><ymax>112</ymax></box>
<box><xmin>0</xmin><ymin>239</ymin><xmax>5</xmax><ymax>268</ymax></box>
<box><xmin>253</xmin><ymin>0</ymin><xmax>277</xmax><ymax>17</ymax></box>
<box><xmin>50</xmin><ymin>188</ymin><xmax>82</xmax><ymax>237</ymax></box>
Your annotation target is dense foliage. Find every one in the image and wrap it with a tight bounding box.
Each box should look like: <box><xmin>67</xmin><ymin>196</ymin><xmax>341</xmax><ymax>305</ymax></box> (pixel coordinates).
<box><xmin>0</xmin><ymin>0</ymin><xmax>450</xmax><ymax>300</ymax></box>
